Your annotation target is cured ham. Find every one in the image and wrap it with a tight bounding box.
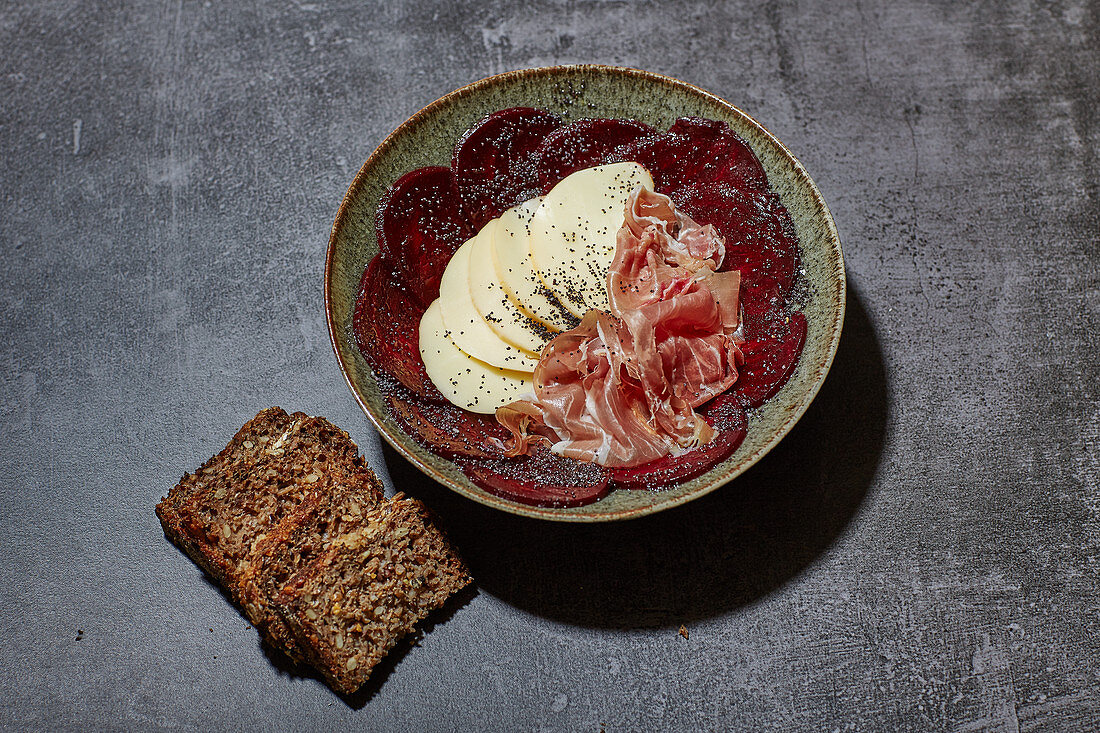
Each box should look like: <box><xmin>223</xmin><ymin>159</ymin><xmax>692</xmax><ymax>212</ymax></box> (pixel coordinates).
<box><xmin>611</xmin><ymin>397</ymin><xmax>747</xmax><ymax>489</ymax></box>
<box><xmin>495</xmin><ymin>188</ymin><xmax>746</xmax><ymax>468</ymax></box>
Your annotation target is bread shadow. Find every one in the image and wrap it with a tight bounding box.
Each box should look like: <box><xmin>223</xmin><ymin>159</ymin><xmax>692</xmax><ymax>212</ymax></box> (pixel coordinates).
<box><xmin>383</xmin><ymin>284</ymin><xmax>886</xmax><ymax>629</ymax></box>
<box><xmin>257</xmin><ymin>583</ymin><xmax>479</xmax><ymax>707</ymax></box>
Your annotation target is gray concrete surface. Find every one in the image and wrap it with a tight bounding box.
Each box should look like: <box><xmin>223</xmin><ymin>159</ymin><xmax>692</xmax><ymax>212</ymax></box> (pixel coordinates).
<box><xmin>1</xmin><ymin>1</ymin><xmax>1098</xmax><ymax>730</ymax></box>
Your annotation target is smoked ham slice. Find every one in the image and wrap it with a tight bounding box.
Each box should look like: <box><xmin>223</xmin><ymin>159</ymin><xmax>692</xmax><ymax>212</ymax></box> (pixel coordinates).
<box><xmin>496</xmin><ymin>188</ymin><xmax>745</xmax><ymax>468</ymax></box>
<box><xmin>611</xmin><ymin>397</ymin><xmax>748</xmax><ymax>489</ymax></box>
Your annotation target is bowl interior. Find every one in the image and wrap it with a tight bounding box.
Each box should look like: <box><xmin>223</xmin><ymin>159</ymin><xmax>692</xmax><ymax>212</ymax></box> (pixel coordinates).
<box><xmin>326</xmin><ymin>65</ymin><xmax>845</xmax><ymax>521</ymax></box>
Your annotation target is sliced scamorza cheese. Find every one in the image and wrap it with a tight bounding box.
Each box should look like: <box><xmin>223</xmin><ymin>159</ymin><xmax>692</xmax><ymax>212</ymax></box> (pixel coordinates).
<box><xmin>418</xmin><ymin>300</ymin><xmax>534</xmax><ymax>414</ymax></box>
<box><xmin>468</xmin><ymin>206</ymin><xmax>555</xmax><ymax>355</ymax></box>
<box><xmin>490</xmin><ymin>197</ymin><xmax>578</xmax><ymax>333</ymax></box>
<box><xmin>526</xmin><ymin>162</ymin><xmax>654</xmax><ymax>317</ymax></box>
<box><xmin>437</xmin><ymin>236</ymin><xmax>541</xmax><ymax>372</ymax></box>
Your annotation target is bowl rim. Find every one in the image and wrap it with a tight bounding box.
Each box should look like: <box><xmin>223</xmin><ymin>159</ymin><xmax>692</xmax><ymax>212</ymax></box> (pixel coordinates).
<box><xmin>325</xmin><ymin>63</ymin><xmax>846</xmax><ymax>522</ymax></box>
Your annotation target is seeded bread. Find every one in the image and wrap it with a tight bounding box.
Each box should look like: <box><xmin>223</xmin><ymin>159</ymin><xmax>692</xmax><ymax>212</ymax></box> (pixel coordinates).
<box><xmin>274</xmin><ymin>495</ymin><xmax>472</xmax><ymax>694</ymax></box>
<box><xmin>157</xmin><ymin>409</ymin><xmax>383</xmax><ymax>600</ymax></box>
<box><xmin>236</xmin><ymin>477</ymin><xmax>380</xmax><ymax>661</ymax></box>
<box><xmin>156</xmin><ymin>407</ymin><xmax>302</xmax><ymax>585</ymax></box>
<box><xmin>157</xmin><ymin>408</ymin><xmax>470</xmax><ymax>693</ymax></box>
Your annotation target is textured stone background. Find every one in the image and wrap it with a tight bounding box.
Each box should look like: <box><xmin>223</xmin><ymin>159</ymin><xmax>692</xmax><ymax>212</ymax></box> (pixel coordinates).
<box><xmin>1</xmin><ymin>1</ymin><xmax>1098</xmax><ymax>730</ymax></box>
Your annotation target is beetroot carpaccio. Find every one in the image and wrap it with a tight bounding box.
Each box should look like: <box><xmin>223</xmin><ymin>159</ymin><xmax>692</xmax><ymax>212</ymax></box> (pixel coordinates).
<box><xmin>353</xmin><ymin>108</ymin><xmax>805</xmax><ymax>508</ymax></box>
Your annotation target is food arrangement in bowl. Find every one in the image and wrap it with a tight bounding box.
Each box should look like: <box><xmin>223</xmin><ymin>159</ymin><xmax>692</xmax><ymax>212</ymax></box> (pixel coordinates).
<box><xmin>326</xmin><ymin>66</ymin><xmax>845</xmax><ymax>521</ymax></box>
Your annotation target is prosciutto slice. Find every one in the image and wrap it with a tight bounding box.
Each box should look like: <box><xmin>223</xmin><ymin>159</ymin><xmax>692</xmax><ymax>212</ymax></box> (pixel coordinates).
<box><xmin>496</xmin><ymin>188</ymin><xmax>745</xmax><ymax>468</ymax></box>
<box><xmin>610</xmin><ymin>397</ymin><xmax>747</xmax><ymax>489</ymax></box>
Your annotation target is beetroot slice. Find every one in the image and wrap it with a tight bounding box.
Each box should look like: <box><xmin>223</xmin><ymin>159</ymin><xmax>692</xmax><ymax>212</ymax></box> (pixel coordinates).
<box><xmin>697</xmin><ymin>389</ymin><xmax>751</xmax><ymax>432</ymax></box>
<box><xmin>735</xmin><ymin>310</ymin><xmax>807</xmax><ymax>409</ymax></box>
<box><xmin>375</xmin><ymin>166</ymin><xmax>472</xmax><ymax>306</ymax></box>
<box><xmin>353</xmin><ymin>256</ymin><xmax>443</xmax><ymax>401</ymax></box>
<box><xmin>615</xmin><ymin>117</ymin><xmax>770</xmax><ymax>197</ymax></box>
<box><xmin>456</xmin><ymin>446</ymin><xmax>611</xmax><ymax>508</ymax></box>
<box><xmin>452</xmin><ymin>107</ymin><xmax>562</xmax><ymax>230</ymax></box>
<box><xmin>533</xmin><ymin>117</ymin><xmax>655</xmax><ymax>192</ymax></box>
<box><xmin>672</xmin><ymin>181</ymin><xmax>801</xmax><ymax>313</ymax></box>
<box><xmin>386</xmin><ymin>393</ymin><xmax>509</xmax><ymax>460</ymax></box>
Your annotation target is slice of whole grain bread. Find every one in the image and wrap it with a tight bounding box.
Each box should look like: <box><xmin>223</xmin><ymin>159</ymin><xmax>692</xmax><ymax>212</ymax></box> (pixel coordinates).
<box><xmin>237</xmin><ymin>474</ymin><xmax>381</xmax><ymax>661</ymax></box>
<box><xmin>157</xmin><ymin>408</ymin><xmax>470</xmax><ymax>692</ymax></box>
<box><xmin>156</xmin><ymin>407</ymin><xmax>302</xmax><ymax>584</ymax></box>
<box><xmin>157</xmin><ymin>410</ymin><xmax>383</xmax><ymax>599</ymax></box>
<box><xmin>274</xmin><ymin>495</ymin><xmax>471</xmax><ymax>694</ymax></box>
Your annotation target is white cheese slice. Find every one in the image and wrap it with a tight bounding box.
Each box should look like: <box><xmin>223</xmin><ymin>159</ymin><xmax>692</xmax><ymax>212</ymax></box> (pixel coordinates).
<box><xmin>468</xmin><ymin>208</ymin><xmax>554</xmax><ymax>355</ymax></box>
<box><xmin>527</xmin><ymin>162</ymin><xmax>653</xmax><ymax>317</ymax></box>
<box><xmin>491</xmin><ymin>197</ymin><xmax>578</xmax><ymax>332</ymax></box>
<box><xmin>418</xmin><ymin>299</ymin><xmax>533</xmax><ymax>414</ymax></box>
<box><xmin>437</xmin><ymin>235</ymin><xmax>541</xmax><ymax>372</ymax></box>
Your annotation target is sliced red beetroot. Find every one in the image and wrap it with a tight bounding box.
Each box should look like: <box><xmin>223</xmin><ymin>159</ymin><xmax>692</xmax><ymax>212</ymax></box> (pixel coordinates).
<box><xmin>735</xmin><ymin>310</ymin><xmax>807</xmax><ymax>409</ymax></box>
<box><xmin>698</xmin><ymin>389</ymin><xmax>751</xmax><ymax>432</ymax></box>
<box><xmin>456</xmin><ymin>446</ymin><xmax>610</xmax><ymax>508</ymax></box>
<box><xmin>452</xmin><ymin>107</ymin><xmax>562</xmax><ymax>230</ymax></box>
<box><xmin>353</xmin><ymin>256</ymin><xmax>443</xmax><ymax>401</ymax></box>
<box><xmin>375</xmin><ymin>166</ymin><xmax>473</xmax><ymax>306</ymax></box>
<box><xmin>533</xmin><ymin>117</ymin><xmax>655</xmax><ymax>192</ymax></box>
<box><xmin>614</xmin><ymin>117</ymin><xmax>770</xmax><ymax>197</ymax></box>
<box><xmin>386</xmin><ymin>393</ymin><xmax>510</xmax><ymax>460</ymax></box>
<box><xmin>672</xmin><ymin>181</ymin><xmax>801</xmax><ymax>312</ymax></box>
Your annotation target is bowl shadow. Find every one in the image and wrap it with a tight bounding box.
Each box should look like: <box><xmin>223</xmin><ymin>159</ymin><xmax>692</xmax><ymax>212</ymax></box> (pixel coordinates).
<box><xmin>383</xmin><ymin>284</ymin><xmax>886</xmax><ymax>629</ymax></box>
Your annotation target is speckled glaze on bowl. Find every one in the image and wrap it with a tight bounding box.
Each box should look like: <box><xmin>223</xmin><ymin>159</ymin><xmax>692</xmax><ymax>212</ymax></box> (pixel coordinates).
<box><xmin>326</xmin><ymin>65</ymin><xmax>845</xmax><ymax>522</ymax></box>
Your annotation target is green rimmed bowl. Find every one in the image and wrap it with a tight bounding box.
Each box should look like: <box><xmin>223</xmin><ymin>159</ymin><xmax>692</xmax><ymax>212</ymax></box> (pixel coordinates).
<box><xmin>325</xmin><ymin>65</ymin><xmax>845</xmax><ymax>522</ymax></box>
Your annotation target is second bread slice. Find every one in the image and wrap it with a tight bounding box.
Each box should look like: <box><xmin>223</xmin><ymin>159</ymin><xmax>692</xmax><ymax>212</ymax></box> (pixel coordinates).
<box><xmin>274</xmin><ymin>496</ymin><xmax>471</xmax><ymax>694</ymax></box>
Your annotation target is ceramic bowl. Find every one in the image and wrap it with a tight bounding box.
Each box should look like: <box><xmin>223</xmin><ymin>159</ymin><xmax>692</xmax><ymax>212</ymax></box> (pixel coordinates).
<box><xmin>325</xmin><ymin>65</ymin><xmax>845</xmax><ymax>522</ymax></box>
